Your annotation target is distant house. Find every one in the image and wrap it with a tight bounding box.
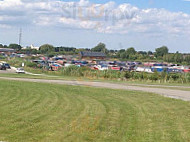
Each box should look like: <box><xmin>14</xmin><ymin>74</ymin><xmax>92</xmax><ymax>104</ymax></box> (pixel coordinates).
<box><xmin>0</xmin><ymin>48</ymin><xmax>15</xmax><ymax>54</ymax></box>
<box><xmin>22</xmin><ymin>45</ymin><xmax>40</xmax><ymax>50</ymax></box>
<box><xmin>79</xmin><ymin>51</ymin><xmax>106</xmax><ymax>60</ymax></box>
<box><xmin>31</xmin><ymin>44</ymin><xmax>40</xmax><ymax>50</ymax></box>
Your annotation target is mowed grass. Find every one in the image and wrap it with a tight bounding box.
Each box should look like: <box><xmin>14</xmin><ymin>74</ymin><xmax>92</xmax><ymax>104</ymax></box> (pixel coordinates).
<box><xmin>0</xmin><ymin>80</ymin><xmax>190</xmax><ymax>142</ymax></box>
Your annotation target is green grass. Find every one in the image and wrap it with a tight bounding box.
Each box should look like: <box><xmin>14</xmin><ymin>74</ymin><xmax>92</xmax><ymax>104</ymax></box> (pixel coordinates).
<box><xmin>1</xmin><ymin>73</ymin><xmax>190</xmax><ymax>92</ymax></box>
<box><xmin>0</xmin><ymin>80</ymin><xmax>190</xmax><ymax>142</ymax></box>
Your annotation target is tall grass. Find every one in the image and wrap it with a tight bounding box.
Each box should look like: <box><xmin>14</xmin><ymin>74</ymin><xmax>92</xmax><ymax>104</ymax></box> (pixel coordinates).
<box><xmin>61</xmin><ymin>66</ymin><xmax>190</xmax><ymax>84</ymax></box>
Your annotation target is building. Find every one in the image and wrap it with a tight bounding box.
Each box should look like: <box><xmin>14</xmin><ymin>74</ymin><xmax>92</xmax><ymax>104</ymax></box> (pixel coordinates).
<box><xmin>22</xmin><ymin>44</ymin><xmax>40</xmax><ymax>50</ymax></box>
<box><xmin>31</xmin><ymin>44</ymin><xmax>40</xmax><ymax>50</ymax></box>
<box><xmin>0</xmin><ymin>48</ymin><xmax>15</xmax><ymax>54</ymax></box>
<box><xmin>79</xmin><ymin>51</ymin><xmax>106</xmax><ymax>60</ymax></box>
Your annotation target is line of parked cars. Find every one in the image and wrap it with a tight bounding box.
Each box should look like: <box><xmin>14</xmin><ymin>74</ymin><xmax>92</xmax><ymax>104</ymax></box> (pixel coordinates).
<box><xmin>31</xmin><ymin>55</ymin><xmax>190</xmax><ymax>74</ymax></box>
<box><xmin>136</xmin><ymin>63</ymin><xmax>190</xmax><ymax>73</ymax></box>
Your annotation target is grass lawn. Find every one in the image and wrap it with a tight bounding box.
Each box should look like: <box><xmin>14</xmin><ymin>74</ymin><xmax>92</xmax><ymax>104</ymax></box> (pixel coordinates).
<box><xmin>1</xmin><ymin>73</ymin><xmax>190</xmax><ymax>92</ymax></box>
<box><xmin>0</xmin><ymin>80</ymin><xmax>190</xmax><ymax>142</ymax></box>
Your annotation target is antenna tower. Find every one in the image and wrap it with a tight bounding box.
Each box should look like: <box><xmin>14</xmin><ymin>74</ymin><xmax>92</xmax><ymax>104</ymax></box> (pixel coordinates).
<box><xmin>19</xmin><ymin>28</ymin><xmax>22</xmax><ymax>45</ymax></box>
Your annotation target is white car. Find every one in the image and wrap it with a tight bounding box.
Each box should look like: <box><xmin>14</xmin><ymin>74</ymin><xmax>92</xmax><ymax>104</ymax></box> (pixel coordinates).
<box><xmin>136</xmin><ymin>67</ymin><xmax>153</xmax><ymax>73</ymax></box>
<box><xmin>94</xmin><ymin>65</ymin><xmax>108</xmax><ymax>71</ymax></box>
<box><xmin>16</xmin><ymin>68</ymin><xmax>25</xmax><ymax>74</ymax></box>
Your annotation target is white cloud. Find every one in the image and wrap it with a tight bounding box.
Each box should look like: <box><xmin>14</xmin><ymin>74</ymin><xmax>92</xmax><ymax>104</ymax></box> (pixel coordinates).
<box><xmin>0</xmin><ymin>0</ymin><xmax>190</xmax><ymax>37</ymax></box>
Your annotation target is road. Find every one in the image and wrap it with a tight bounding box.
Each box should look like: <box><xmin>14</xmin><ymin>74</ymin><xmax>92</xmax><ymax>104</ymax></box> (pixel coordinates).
<box><xmin>0</xmin><ymin>68</ymin><xmax>16</xmax><ymax>74</ymax></box>
<box><xmin>0</xmin><ymin>77</ymin><xmax>190</xmax><ymax>101</ymax></box>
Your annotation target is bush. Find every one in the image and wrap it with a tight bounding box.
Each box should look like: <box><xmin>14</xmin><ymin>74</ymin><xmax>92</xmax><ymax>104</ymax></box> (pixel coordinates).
<box><xmin>171</xmin><ymin>74</ymin><xmax>180</xmax><ymax>81</ymax></box>
<box><xmin>25</xmin><ymin>62</ymin><xmax>38</xmax><ymax>68</ymax></box>
<box><xmin>186</xmin><ymin>73</ymin><xmax>190</xmax><ymax>82</ymax></box>
<box><xmin>124</xmin><ymin>71</ymin><xmax>131</xmax><ymax>79</ymax></box>
<box><xmin>150</xmin><ymin>72</ymin><xmax>159</xmax><ymax>81</ymax></box>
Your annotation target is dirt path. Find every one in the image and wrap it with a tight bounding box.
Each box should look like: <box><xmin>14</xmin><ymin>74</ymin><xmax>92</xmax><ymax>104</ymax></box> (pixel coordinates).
<box><xmin>1</xmin><ymin>77</ymin><xmax>190</xmax><ymax>101</ymax></box>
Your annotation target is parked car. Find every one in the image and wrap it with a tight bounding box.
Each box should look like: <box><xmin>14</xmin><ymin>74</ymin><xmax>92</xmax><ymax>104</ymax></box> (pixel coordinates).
<box><xmin>16</xmin><ymin>68</ymin><xmax>25</xmax><ymax>74</ymax></box>
<box><xmin>3</xmin><ymin>63</ymin><xmax>11</xmax><ymax>69</ymax></box>
<box><xmin>0</xmin><ymin>64</ymin><xmax>6</xmax><ymax>70</ymax></box>
<box><xmin>93</xmin><ymin>64</ymin><xmax>108</xmax><ymax>71</ymax></box>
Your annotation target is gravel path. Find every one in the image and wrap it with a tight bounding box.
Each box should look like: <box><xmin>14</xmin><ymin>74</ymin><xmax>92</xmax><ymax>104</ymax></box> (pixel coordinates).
<box><xmin>0</xmin><ymin>77</ymin><xmax>190</xmax><ymax>101</ymax></box>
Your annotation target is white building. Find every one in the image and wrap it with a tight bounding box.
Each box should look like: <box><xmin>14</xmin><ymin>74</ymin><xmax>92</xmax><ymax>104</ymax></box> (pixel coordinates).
<box><xmin>22</xmin><ymin>44</ymin><xmax>40</xmax><ymax>50</ymax></box>
<box><xmin>30</xmin><ymin>44</ymin><xmax>40</xmax><ymax>50</ymax></box>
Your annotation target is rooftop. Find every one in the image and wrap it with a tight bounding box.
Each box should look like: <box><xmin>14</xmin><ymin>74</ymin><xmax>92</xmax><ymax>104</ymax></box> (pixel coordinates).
<box><xmin>80</xmin><ymin>51</ymin><xmax>106</xmax><ymax>57</ymax></box>
<box><xmin>0</xmin><ymin>48</ymin><xmax>15</xmax><ymax>52</ymax></box>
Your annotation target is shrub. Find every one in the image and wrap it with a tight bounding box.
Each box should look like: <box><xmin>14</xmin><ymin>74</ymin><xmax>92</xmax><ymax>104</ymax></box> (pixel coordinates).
<box><xmin>150</xmin><ymin>72</ymin><xmax>159</xmax><ymax>81</ymax></box>
<box><xmin>186</xmin><ymin>73</ymin><xmax>190</xmax><ymax>82</ymax></box>
<box><xmin>25</xmin><ymin>62</ymin><xmax>38</xmax><ymax>68</ymax></box>
<box><xmin>124</xmin><ymin>71</ymin><xmax>131</xmax><ymax>79</ymax></box>
<box><xmin>171</xmin><ymin>74</ymin><xmax>180</xmax><ymax>81</ymax></box>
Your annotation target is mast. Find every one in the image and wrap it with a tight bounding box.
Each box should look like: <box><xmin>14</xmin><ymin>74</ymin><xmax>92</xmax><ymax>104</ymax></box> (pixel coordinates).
<box><xmin>18</xmin><ymin>28</ymin><xmax>22</xmax><ymax>46</ymax></box>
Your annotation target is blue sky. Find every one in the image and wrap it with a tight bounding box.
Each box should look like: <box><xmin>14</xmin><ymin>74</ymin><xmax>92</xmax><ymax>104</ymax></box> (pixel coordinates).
<box><xmin>0</xmin><ymin>0</ymin><xmax>190</xmax><ymax>52</ymax></box>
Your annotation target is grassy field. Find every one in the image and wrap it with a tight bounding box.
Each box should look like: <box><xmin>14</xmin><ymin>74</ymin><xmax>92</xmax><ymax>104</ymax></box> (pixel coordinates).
<box><xmin>1</xmin><ymin>72</ymin><xmax>190</xmax><ymax>86</ymax></box>
<box><xmin>0</xmin><ymin>80</ymin><xmax>190</xmax><ymax>142</ymax></box>
<box><xmin>1</xmin><ymin>73</ymin><xmax>190</xmax><ymax>92</ymax></box>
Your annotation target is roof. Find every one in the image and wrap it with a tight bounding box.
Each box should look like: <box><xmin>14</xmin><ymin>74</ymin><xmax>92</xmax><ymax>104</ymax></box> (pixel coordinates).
<box><xmin>80</xmin><ymin>51</ymin><xmax>106</xmax><ymax>57</ymax></box>
<box><xmin>0</xmin><ymin>48</ymin><xmax>15</xmax><ymax>52</ymax></box>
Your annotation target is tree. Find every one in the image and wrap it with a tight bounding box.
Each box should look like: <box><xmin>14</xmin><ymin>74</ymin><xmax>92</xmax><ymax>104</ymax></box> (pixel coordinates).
<box><xmin>116</xmin><ymin>49</ymin><xmax>125</xmax><ymax>58</ymax></box>
<box><xmin>0</xmin><ymin>44</ymin><xmax>3</xmax><ymax>48</ymax></box>
<box><xmin>147</xmin><ymin>51</ymin><xmax>153</xmax><ymax>55</ymax></box>
<box><xmin>8</xmin><ymin>43</ymin><xmax>22</xmax><ymax>50</ymax></box>
<box><xmin>126</xmin><ymin>47</ymin><xmax>136</xmax><ymax>56</ymax></box>
<box><xmin>91</xmin><ymin>43</ymin><xmax>108</xmax><ymax>54</ymax></box>
<box><xmin>174</xmin><ymin>52</ymin><xmax>183</xmax><ymax>63</ymax></box>
<box><xmin>39</xmin><ymin>44</ymin><xmax>55</xmax><ymax>54</ymax></box>
<box><xmin>118</xmin><ymin>49</ymin><xmax>125</xmax><ymax>53</ymax></box>
<box><xmin>155</xmin><ymin>46</ymin><xmax>169</xmax><ymax>57</ymax></box>
<box><xmin>163</xmin><ymin>54</ymin><xmax>175</xmax><ymax>62</ymax></box>
<box><xmin>138</xmin><ymin>51</ymin><xmax>147</xmax><ymax>55</ymax></box>
<box><xmin>120</xmin><ymin>52</ymin><xmax>127</xmax><ymax>59</ymax></box>
<box><xmin>3</xmin><ymin>45</ymin><xmax>8</xmax><ymax>48</ymax></box>
<box><xmin>185</xmin><ymin>55</ymin><xmax>190</xmax><ymax>65</ymax></box>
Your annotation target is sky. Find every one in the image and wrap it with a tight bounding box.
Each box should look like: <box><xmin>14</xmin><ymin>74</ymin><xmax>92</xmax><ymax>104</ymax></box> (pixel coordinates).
<box><xmin>0</xmin><ymin>0</ymin><xmax>190</xmax><ymax>53</ymax></box>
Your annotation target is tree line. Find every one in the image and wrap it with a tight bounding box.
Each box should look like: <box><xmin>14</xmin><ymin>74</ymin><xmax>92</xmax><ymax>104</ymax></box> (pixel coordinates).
<box><xmin>1</xmin><ymin>43</ymin><xmax>190</xmax><ymax>64</ymax></box>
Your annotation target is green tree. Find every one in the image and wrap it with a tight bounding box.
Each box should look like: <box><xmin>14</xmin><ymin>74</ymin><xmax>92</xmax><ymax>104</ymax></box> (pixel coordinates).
<box><xmin>91</xmin><ymin>43</ymin><xmax>108</xmax><ymax>54</ymax></box>
<box><xmin>174</xmin><ymin>52</ymin><xmax>183</xmax><ymax>63</ymax></box>
<box><xmin>126</xmin><ymin>47</ymin><xmax>136</xmax><ymax>60</ymax></box>
<box><xmin>163</xmin><ymin>53</ymin><xmax>175</xmax><ymax>62</ymax></box>
<box><xmin>116</xmin><ymin>49</ymin><xmax>125</xmax><ymax>58</ymax></box>
<box><xmin>0</xmin><ymin>44</ymin><xmax>3</xmax><ymax>48</ymax></box>
<box><xmin>3</xmin><ymin>45</ymin><xmax>8</xmax><ymax>48</ymax></box>
<box><xmin>185</xmin><ymin>55</ymin><xmax>190</xmax><ymax>65</ymax></box>
<box><xmin>148</xmin><ymin>51</ymin><xmax>153</xmax><ymax>55</ymax></box>
<box><xmin>9</xmin><ymin>43</ymin><xmax>22</xmax><ymax>50</ymax></box>
<box><xmin>155</xmin><ymin>46</ymin><xmax>169</xmax><ymax>57</ymax></box>
<box><xmin>126</xmin><ymin>47</ymin><xmax>136</xmax><ymax>55</ymax></box>
<box><xmin>39</xmin><ymin>44</ymin><xmax>55</xmax><ymax>54</ymax></box>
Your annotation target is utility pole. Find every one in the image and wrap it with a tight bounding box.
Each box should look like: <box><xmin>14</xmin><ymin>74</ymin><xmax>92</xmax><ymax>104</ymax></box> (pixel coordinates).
<box><xmin>18</xmin><ymin>28</ymin><xmax>22</xmax><ymax>46</ymax></box>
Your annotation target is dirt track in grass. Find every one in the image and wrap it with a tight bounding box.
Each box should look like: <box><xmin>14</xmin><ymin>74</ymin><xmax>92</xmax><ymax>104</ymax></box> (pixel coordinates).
<box><xmin>0</xmin><ymin>76</ymin><xmax>190</xmax><ymax>101</ymax></box>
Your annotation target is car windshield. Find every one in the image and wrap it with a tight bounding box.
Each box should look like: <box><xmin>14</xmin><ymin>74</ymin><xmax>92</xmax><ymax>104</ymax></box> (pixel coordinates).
<box><xmin>4</xmin><ymin>64</ymin><xmax>10</xmax><ymax>66</ymax></box>
<box><xmin>18</xmin><ymin>68</ymin><xmax>24</xmax><ymax>71</ymax></box>
<box><xmin>101</xmin><ymin>65</ymin><xmax>107</xmax><ymax>67</ymax></box>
